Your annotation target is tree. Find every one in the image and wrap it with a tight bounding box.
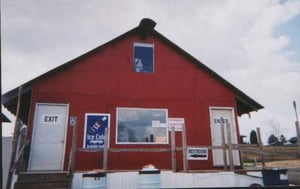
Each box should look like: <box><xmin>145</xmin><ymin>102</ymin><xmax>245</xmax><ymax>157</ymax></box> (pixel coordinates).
<box><xmin>289</xmin><ymin>137</ymin><xmax>297</xmax><ymax>144</ymax></box>
<box><xmin>250</xmin><ymin>130</ymin><xmax>258</xmax><ymax>144</ymax></box>
<box><xmin>268</xmin><ymin>134</ymin><xmax>279</xmax><ymax>145</ymax></box>
<box><xmin>269</xmin><ymin>119</ymin><xmax>281</xmax><ymax>139</ymax></box>
<box><xmin>279</xmin><ymin>134</ymin><xmax>287</xmax><ymax>144</ymax></box>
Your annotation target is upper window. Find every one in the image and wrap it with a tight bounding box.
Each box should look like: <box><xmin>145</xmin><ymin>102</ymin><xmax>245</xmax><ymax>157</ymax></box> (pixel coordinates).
<box><xmin>133</xmin><ymin>43</ymin><xmax>154</xmax><ymax>73</ymax></box>
<box><xmin>116</xmin><ymin>108</ymin><xmax>168</xmax><ymax>144</ymax></box>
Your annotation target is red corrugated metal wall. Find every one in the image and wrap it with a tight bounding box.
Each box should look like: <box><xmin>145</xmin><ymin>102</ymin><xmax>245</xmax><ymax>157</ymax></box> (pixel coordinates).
<box><xmin>27</xmin><ymin>33</ymin><xmax>239</xmax><ymax>171</ymax></box>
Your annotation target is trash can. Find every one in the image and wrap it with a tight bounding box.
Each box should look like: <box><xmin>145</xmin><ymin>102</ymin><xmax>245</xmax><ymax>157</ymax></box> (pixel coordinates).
<box><xmin>138</xmin><ymin>165</ymin><xmax>161</xmax><ymax>189</ymax></box>
<box><xmin>262</xmin><ymin>169</ymin><xmax>289</xmax><ymax>186</ymax></box>
<box><xmin>82</xmin><ymin>172</ymin><xmax>107</xmax><ymax>189</ymax></box>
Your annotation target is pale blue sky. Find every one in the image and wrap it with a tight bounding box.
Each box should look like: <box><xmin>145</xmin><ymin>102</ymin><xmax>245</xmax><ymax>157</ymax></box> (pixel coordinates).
<box><xmin>275</xmin><ymin>14</ymin><xmax>300</xmax><ymax>62</ymax></box>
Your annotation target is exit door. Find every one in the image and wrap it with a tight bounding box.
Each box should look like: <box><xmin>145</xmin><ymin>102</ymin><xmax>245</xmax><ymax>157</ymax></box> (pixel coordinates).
<box><xmin>210</xmin><ymin>107</ymin><xmax>240</xmax><ymax>166</ymax></box>
<box><xmin>28</xmin><ymin>103</ymin><xmax>69</xmax><ymax>171</ymax></box>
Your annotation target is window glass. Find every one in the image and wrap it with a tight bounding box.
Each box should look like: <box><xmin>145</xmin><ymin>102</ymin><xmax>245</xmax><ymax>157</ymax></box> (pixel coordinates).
<box><xmin>134</xmin><ymin>43</ymin><xmax>154</xmax><ymax>73</ymax></box>
<box><xmin>116</xmin><ymin>108</ymin><xmax>168</xmax><ymax>144</ymax></box>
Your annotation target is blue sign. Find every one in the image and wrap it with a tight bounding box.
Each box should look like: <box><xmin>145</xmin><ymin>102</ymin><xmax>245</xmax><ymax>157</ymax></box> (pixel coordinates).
<box><xmin>84</xmin><ymin>113</ymin><xmax>110</xmax><ymax>149</ymax></box>
<box><xmin>134</xmin><ymin>43</ymin><xmax>154</xmax><ymax>73</ymax></box>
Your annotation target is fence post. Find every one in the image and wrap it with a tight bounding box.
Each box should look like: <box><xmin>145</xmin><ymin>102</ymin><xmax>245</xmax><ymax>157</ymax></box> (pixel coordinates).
<box><xmin>256</xmin><ymin>127</ymin><xmax>265</xmax><ymax>168</ymax></box>
<box><xmin>16</xmin><ymin>126</ymin><xmax>27</xmax><ymax>173</ymax></box>
<box><xmin>226</xmin><ymin>123</ymin><xmax>234</xmax><ymax>171</ymax></box>
<box><xmin>103</xmin><ymin>128</ymin><xmax>109</xmax><ymax>172</ymax></box>
<box><xmin>68</xmin><ymin>117</ymin><xmax>78</xmax><ymax>177</ymax></box>
<box><xmin>220</xmin><ymin>123</ymin><xmax>228</xmax><ymax>170</ymax></box>
<box><xmin>182</xmin><ymin>124</ymin><xmax>188</xmax><ymax>172</ymax></box>
<box><xmin>171</xmin><ymin>127</ymin><xmax>177</xmax><ymax>172</ymax></box>
<box><xmin>293</xmin><ymin>101</ymin><xmax>300</xmax><ymax>156</ymax></box>
<box><xmin>295</xmin><ymin>121</ymin><xmax>300</xmax><ymax>156</ymax></box>
<box><xmin>6</xmin><ymin>86</ymin><xmax>23</xmax><ymax>189</ymax></box>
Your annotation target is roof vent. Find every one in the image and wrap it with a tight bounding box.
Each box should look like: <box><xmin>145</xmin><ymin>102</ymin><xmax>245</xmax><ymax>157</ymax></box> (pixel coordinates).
<box><xmin>138</xmin><ymin>18</ymin><xmax>156</xmax><ymax>39</ymax></box>
<box><xmin>139</xmin><ymin>18</ymin><xmax>156</xmax><ymax>30</ymax></box>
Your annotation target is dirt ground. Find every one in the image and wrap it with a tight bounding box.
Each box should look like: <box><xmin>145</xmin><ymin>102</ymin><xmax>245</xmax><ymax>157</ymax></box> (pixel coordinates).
<box><xmin>265</xmin><ymin>160</ymin><xmax>300</xmax><ymax>185</ymax></box>
<box><xmin>265</xmin><ymin>159</ymin><xmax>300</xmax><ymax>169</ymax></box>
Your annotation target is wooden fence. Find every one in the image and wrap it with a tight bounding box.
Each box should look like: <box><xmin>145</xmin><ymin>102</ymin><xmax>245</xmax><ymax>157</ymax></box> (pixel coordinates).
<box><xmin>74</xmin><ymin>125</ymin><xmax>300</xmax><ymax>173</ymax></box>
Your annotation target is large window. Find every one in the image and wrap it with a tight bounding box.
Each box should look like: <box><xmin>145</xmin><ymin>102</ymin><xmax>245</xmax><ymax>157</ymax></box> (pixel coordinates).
<box><xmin>133</xmin><ymin>43</ymin><xmax>154</xmax><ymax>73</ymax></box>
<box><xmin>116</xmin><ymin>108</ymin><xmax>168</xmax><ymax>144</ymax></box>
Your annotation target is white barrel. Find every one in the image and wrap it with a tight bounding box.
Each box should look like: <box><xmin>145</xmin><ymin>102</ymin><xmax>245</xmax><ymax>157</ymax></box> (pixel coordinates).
<box><xmin>138</xmin><ymin>166</ymin><xmax>161</xmax><ymax>189</ymax></box>
<box><xmin>82</xmin><ymin>172</ymin><xmax>107</xmax><ymax>189</ymax></box>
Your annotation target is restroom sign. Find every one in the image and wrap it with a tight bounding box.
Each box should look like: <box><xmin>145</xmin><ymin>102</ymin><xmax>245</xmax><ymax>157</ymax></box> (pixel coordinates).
<box><xmin>42</xmin><ymin>114</ymin><xmax>60</xmax><ymax>124</ymax></box>
<box><xmin>187</xmin><ymin>147</ymin><xmax>208</xmax><ymax>160</ymax></box>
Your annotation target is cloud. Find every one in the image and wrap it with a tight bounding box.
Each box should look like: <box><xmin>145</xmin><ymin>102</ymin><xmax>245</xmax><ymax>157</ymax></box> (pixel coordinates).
<box><xmin>2</xmin><ymin>0</ymin><xmax>300</xmax><ymax>143</ymax></box>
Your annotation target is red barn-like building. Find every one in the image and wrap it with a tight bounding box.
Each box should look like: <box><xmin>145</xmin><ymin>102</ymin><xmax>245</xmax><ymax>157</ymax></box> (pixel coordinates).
<box><xmin>2</xmin><ymin>18</ymin><xmax>263</xmax><ymax>172</ymax></box>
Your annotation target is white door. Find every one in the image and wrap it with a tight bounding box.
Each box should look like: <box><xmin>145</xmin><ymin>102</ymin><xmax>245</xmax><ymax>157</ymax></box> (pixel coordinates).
<box><xmin>28</xmin><ymin>103</ymin><xmax>68</xmax><ymax>171</ymax></box>
<box><xmin>210</xmin><ymin>107</ymin><xmax>240</xmax><ymax>166</ymax></box>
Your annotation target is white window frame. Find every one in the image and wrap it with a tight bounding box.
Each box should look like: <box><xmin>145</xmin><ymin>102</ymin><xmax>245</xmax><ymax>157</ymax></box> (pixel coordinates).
<box><xmin>116</xmin><ymin>107</ymin><xmax>168</xmax><ymax>144</ymax></box>
<box><xmin>133</xmin><ymin>42</ymin><xmax>155</xmax><ymax>73</ymax></box>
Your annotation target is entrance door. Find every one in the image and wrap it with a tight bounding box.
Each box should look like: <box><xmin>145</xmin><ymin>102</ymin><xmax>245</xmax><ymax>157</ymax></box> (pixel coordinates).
<box><xmin>210</xmin><ymin>107</ymin><xmax>240</xmax><ymax>166</ymax></box>
<box><xmin>28</xmin><ymin>103</ymin><xmax>68</xmax><ymax>171</ymax></box>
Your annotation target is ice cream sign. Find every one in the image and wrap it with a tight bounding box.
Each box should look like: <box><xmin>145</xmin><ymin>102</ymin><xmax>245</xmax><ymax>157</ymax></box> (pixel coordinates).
<box><xmin>83</xmin><ymin>113</ymin><xmax>110</xmax><ymax>149</ymax></box>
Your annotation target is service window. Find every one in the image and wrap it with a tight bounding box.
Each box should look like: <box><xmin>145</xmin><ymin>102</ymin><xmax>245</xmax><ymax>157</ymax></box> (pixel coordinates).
<box><xmin>116</xmin><ymin>108</ymin><xmax>168</xmax><ymax>144</ymax></box>
<box><xmin>133</xmin><ymin>43</ymin><xmax>154</xmax><ymax>73</ymax></box>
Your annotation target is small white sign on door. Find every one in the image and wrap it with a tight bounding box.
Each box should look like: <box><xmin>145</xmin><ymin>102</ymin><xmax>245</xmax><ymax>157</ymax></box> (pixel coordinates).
<box><xmin>213</xmin><ymin>117</ymin><xmax>229</xmax><ymax>126</ymax></box>
<box><xmin>41</xmin><ymin>114</ymin><xmax>60</xmax><ymax>124</ymax></box>
<box><xmin>70</xmin><ymin>116</ymin><xmax>77</xmax><ymax>126</ymax></box>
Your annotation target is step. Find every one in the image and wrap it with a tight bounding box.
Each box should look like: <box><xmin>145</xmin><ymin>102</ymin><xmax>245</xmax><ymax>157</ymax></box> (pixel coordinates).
<box><xmin>14</xmin><ymin>172</ymin><xmax>71</xmax><ymax>189</ymax></box>
<box><xmin>14</xmin><ymin>181</ymin><xmax>70</xmax><ymax>189</ymax></box>
<box><xmin>17</xmin><ymin>172</ymin><xmax>69</xmax><ymax>182</ymax></box>
<box><xmin>18</xmin><ymin>172</ymin><xmax>69</xmax><ymax>181</ymax></box>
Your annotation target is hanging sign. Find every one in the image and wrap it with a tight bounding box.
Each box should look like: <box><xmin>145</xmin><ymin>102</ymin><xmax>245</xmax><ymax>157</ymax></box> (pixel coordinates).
<box><xmin>187</xmin><ymin>147</ymin><xmax>208</xmax><ymax>160</ymax></box>
<box><xmin>168</xmin><ymin>118</ymin><xmax>185</xmax><ymax>131</ymax></box>
<box><xmin>83</xmin><ymin>113</ymin><xmax>110</xmax><ymax>149</ymax></box>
